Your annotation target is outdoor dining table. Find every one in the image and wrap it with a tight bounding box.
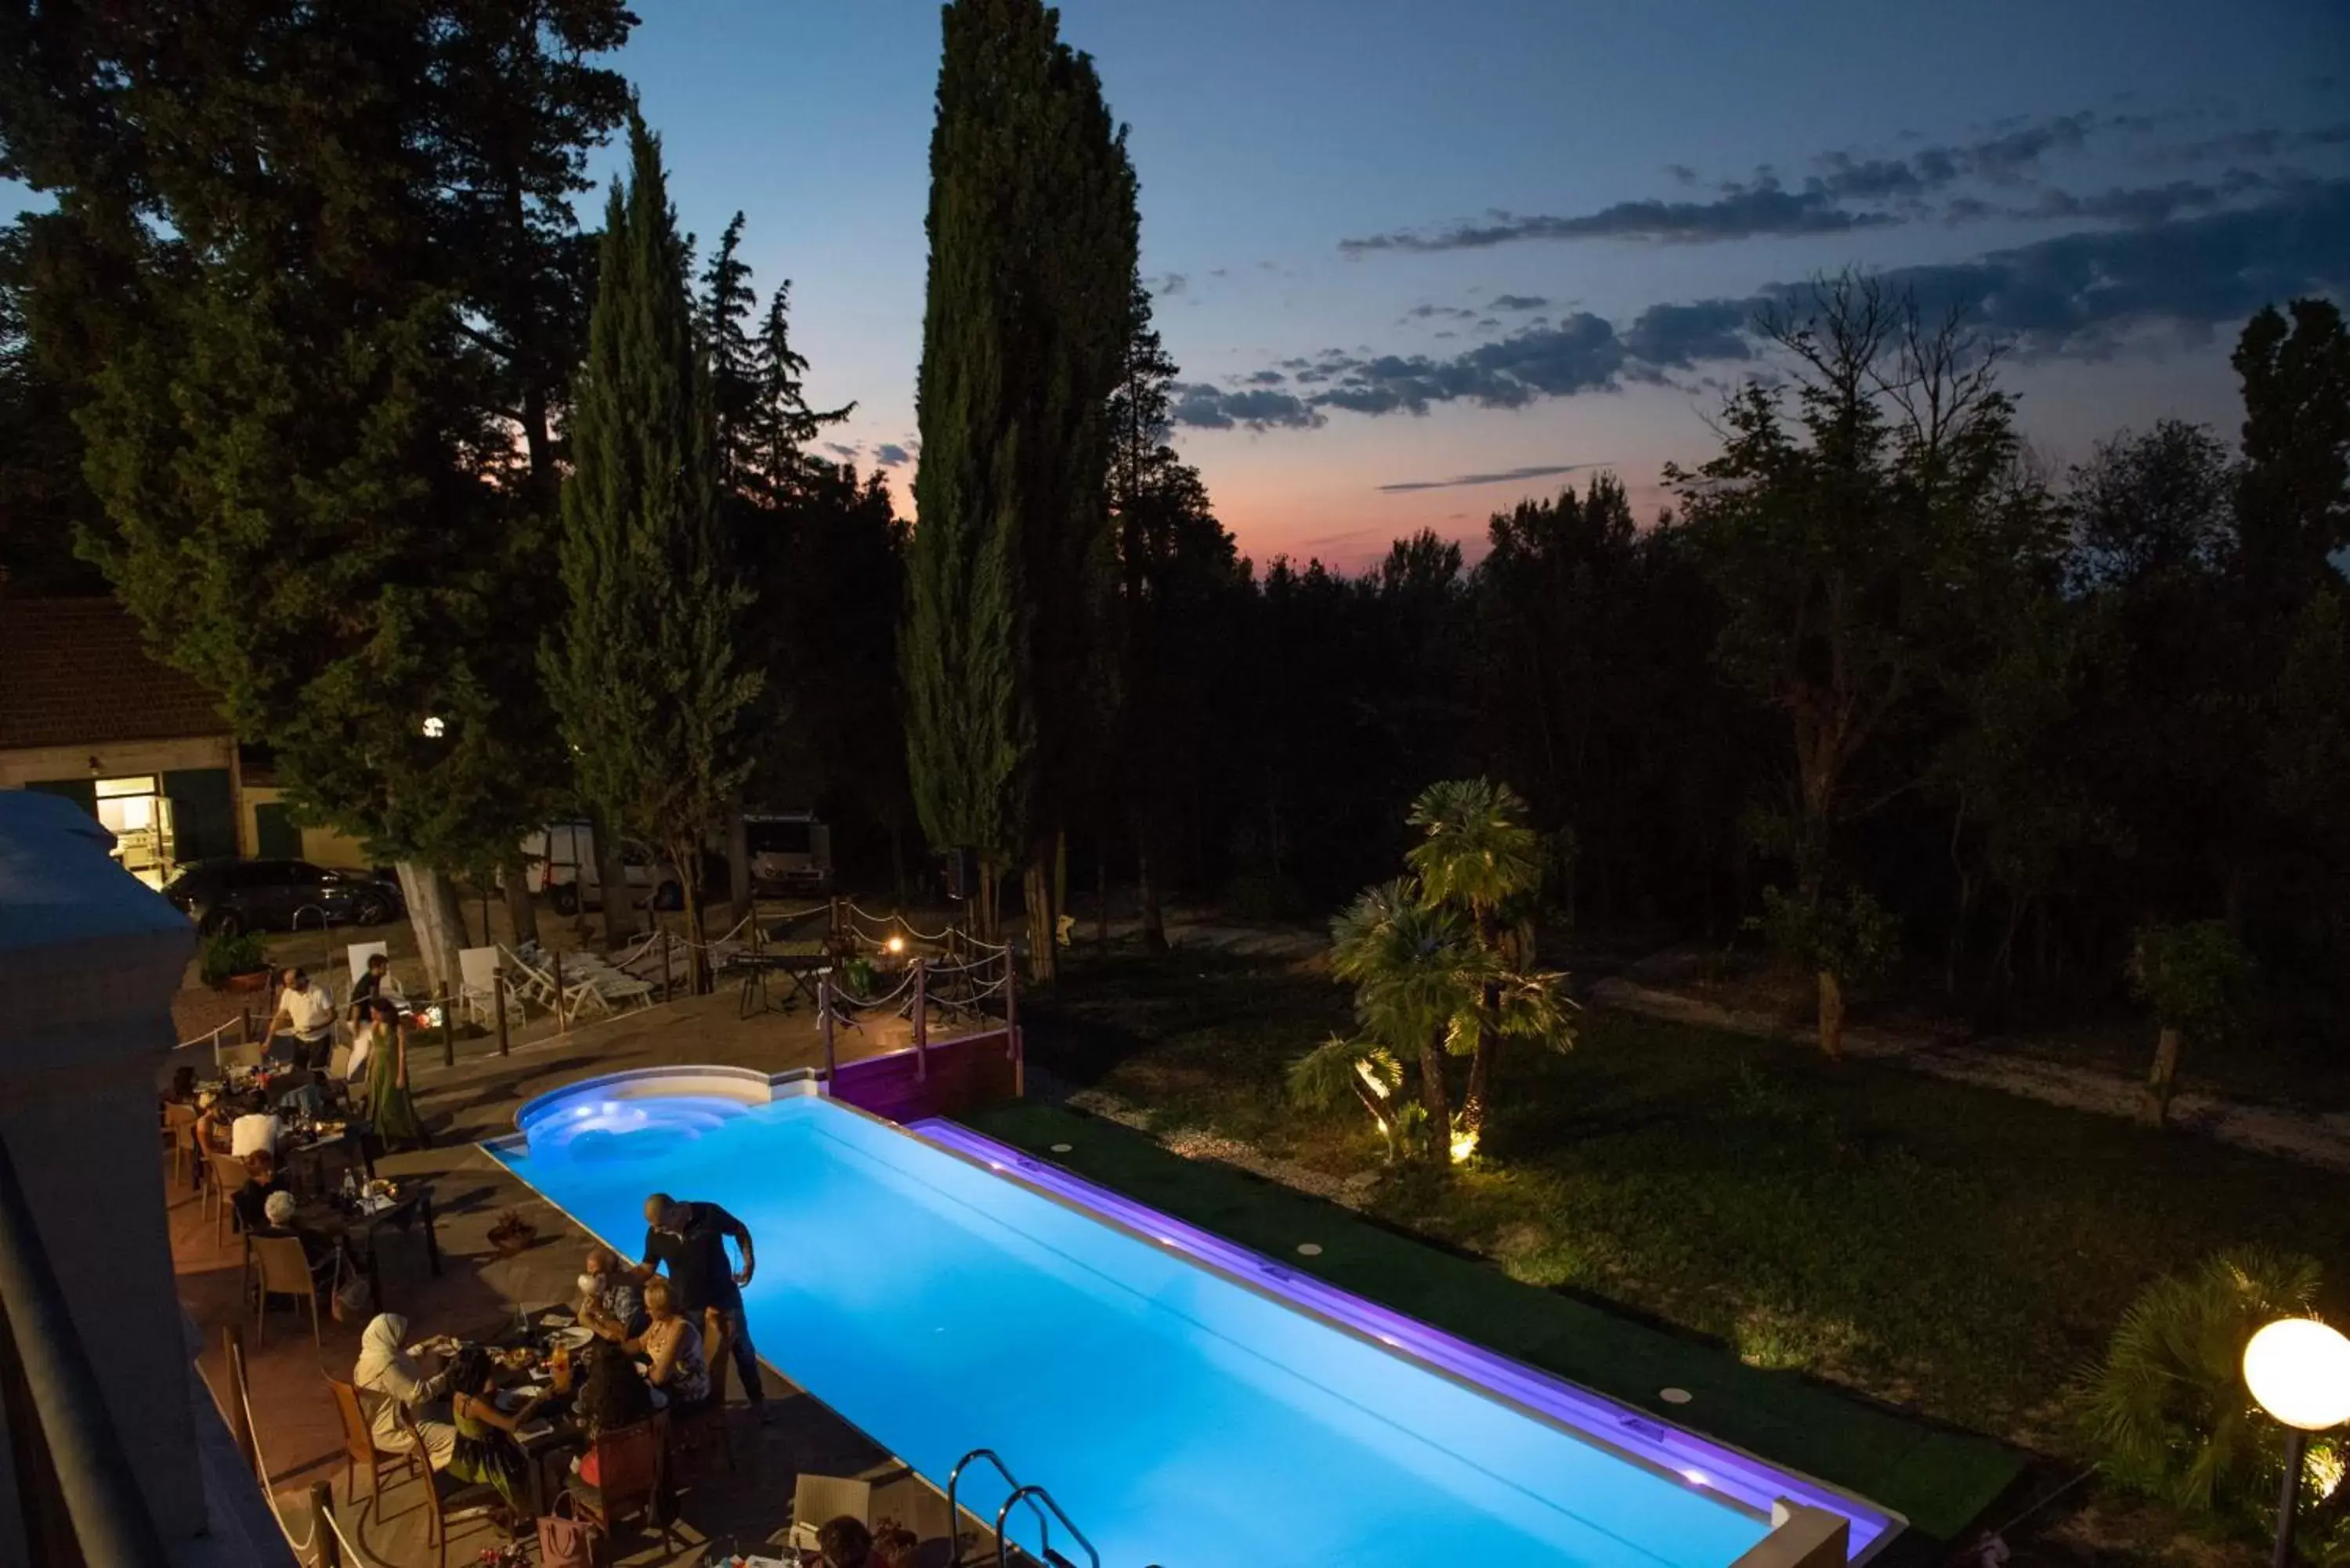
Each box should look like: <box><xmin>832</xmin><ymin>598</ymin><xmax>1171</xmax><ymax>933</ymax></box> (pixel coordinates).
<box><xmin>295</xmin><ymin>1183</ymin><xmax>441</xmax><ymax>1314</ymax></box>
<box><xmin>736</xmin><ymin>951</ymin><xmax>829</xmax><ymax>1018</ymax></box>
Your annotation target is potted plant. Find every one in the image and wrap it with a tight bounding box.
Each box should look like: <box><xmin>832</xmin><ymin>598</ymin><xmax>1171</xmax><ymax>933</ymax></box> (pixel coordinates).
<box><xmin>486</xmin><ymin>1209</ymin><xmax>539</xmax><ymax>1257</ymax></box>
<box><xmin>201</xmin><ymin>930</ymin><xmax>271</xmax><ymax>991</ymax></box>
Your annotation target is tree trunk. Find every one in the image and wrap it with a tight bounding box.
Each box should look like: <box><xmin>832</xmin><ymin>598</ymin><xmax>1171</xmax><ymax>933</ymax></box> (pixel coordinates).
<box><xmin>1350</xmin><ymin>1078</ymin><xmax>1399</xmax><ymax>1162</ymax></box>
<box><xmin>1023</xmin><ymin>847</ymin><xmax>1058</xmax><ymax>985</ymax></box>
<box><xmin>725</xmin><ymin>803</ymin><xmax>752</xmax><ymax>923</ymax></box>
<box><xmin>393</xmin><ymin>862</ymin><xmax>466</xmax><ymax>1001</ymax></box>
<box><xmin>2143</xmin><ymin>1024</ymin><xmax>2182</xmax><ymax>1127</ymax></box>
<box><xmin>592</xmin><ymin>814</ymin><xmax>635</xmax><ymax>948</ymax></box>
<box><xmin>1458</xmin><ymin>901</ymin><xmax>1502</xmax><ymax>1151</ymax></box>
<box><xmin>1137</xmin><ymin>835</ymin><xmax>1169</xmax><ymax>952</ymax></box>
<box><xmin>1419</xmin><ymin>1031</ymin><xmax>1452</xmax><ymax>1165</ymax></box>
<box><xmin>1817</xmin><ymin>969</ymin><xmax>1846</xmax><ymax>1059</ymax></box>
<box><xmin>1096</xmin><ymin>836</ymin><xmax>1110</xmax><ymax>950</ymax></box>
<box><xmin>672</xmin><ymin>836</ymin><xmax>710</xmax><ymax>995</ymax></box>
<box><xmin>502</xmin><ymin>862</ymin><xmax>539</xmax><ymax>948</ymax></box>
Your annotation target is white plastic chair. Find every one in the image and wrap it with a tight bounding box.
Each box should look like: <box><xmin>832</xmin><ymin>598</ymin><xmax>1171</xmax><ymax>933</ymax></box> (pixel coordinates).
<box><xmin>346</xmin><ymin>941</ymin><xmax>389</xmax><ymax>986</ymax></box>
<box><xmin>787</xmin><ymin>1474</ymin><xmax>872</xmax><ymax>1555</ymax></box>
<box><xmin>457</xmin><ymin>946</ymin><xmax>524</xmax><ymax>1029</ymax></box>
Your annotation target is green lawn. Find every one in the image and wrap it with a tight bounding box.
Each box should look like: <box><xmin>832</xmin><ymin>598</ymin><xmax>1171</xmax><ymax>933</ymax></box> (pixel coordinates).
<box><xmin>1017</xmin><ymin>951</ymin><xmax>2350</xmax><ymax>1548</ymax></box>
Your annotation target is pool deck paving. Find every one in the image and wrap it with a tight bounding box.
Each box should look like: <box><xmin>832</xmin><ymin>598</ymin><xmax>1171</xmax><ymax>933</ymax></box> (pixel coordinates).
<box><xmin>172</xmin><ymin>986</ymin><xmax>971</xmax><ymax>1566</ymax></box>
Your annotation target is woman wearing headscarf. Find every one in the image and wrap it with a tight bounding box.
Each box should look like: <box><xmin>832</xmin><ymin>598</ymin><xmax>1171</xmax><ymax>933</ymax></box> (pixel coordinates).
<box><xmin>353</xmin><ymin>1313</ymin><xmax>455</xmax><ymax>1465</ymax></box>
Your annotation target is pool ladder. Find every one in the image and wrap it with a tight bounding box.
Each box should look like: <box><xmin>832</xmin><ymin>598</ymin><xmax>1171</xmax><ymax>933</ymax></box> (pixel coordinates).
<box><xmin>947</xmin><ymin>1447</ymin><xmax>1158</xmax><ymax>1568</ymax></box>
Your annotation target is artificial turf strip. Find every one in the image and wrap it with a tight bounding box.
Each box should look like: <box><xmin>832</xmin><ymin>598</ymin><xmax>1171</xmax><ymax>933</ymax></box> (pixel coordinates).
<box><xmin>956</xmin><ymin>1097</ymin><xmax>2023</xmax><ymax>1552</ymax></box>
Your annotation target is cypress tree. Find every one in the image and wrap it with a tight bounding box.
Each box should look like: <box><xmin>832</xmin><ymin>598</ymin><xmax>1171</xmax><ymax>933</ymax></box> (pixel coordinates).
<box><xmin>906</xmin><ymin>0</ymin><xmax>1138</xmax><ymax>958</ymax></box>
<box><xmin>545</xmin><ymin>113</ymin><xmax>761</xmax><ymax>974</ymax></box>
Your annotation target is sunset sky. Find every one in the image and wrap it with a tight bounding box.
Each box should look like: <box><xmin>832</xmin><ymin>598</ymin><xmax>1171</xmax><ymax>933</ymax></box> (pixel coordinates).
<box><xmin>14</xmin><ymin>1</ymin><xmax>2349</xmax><ymax>571</ymax></box>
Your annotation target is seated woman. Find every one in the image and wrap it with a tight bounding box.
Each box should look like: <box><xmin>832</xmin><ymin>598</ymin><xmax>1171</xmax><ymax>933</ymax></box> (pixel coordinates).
<box><xmin>566</xmin><ymin>1342</ymin><xmax>659</xmax><ymax>1500</ymax></box>
<box><xmin>444</xmin><ymin>1345</ymin><xmax>544</xmax><ymax>1528</ymax></box>
<box><xmin>622</xmin><ymin>1278</ymin><xmax>709</xmax><ymax>1409</ymax></box>
<box><xmin>354</xmin><ymin>1313</ymin><xmax>455</xmax><ymax>1467</ymax></box>
<box><xmin>193</xmin><ymin>1092</ymin><xmax>233</xmax><ymax>1156</ymax></box>
<box><xmin>819</xmin><ymin>1518</ymin><xmax>874</xmax><ymax>1568</ymax></box>
<box><xmin>230</xmin><ymin>1148</ymin><xmax>292</xmax><ymax>1235</ymax></box>
<box><xmin>577</xmin><ymin>1245</ymin><xmax>645</xmax><ymax>1342</ymax></box>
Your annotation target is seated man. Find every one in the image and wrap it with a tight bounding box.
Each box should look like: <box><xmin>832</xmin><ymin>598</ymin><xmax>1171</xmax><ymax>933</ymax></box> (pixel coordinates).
<box><xmin>577</xmin><ymin>1245</ymin><xmax>645</xmax><ymax>1342</ymax></box>
<box><xmin>349</xmin><ymin>951</ymin><xmax>406</xmax><ymax>1009</ymax></box>
<box><xmin>254</xmin><ymin>1188</ymin><xmax>337</xmax><ymax>1291</ymax></box>
<box><xmin>230</xmin><ymin>1148</ymin><xmax>292</xmax><ymax>1234</ymax></box>
<box><xmin>230</xmin><ymin>1107</ymin><xmax>283</xmax><ymax>1159</ymax></box>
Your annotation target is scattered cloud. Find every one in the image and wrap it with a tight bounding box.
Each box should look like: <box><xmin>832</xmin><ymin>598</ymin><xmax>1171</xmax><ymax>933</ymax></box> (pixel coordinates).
<box><xmin>1342</xmin><ymin>182</ymin><xmax>1891</xmax><ymax>252</ymax></box>
<box><xmin>1405</xmin><ymin>303</ymin><xmax>1478</xmax><ymax>320</ymax></box>
<box><xmin>1196</xmin><ymin>177</ymin><xmax>2350</xmax><ymax>429</ymax></box>
<box><xmin>1664</xmin><ymin>163</ymin><xmax>1699</xmax><ymax>186</ymax></box>
<box><xmin>1489</xmin><ymin>294</ymin><xmax>1549</xmax><ymax>311</ymax></box>
<box><xmin>1170</xmin><ymin>382</ymin><xmax>1325</xmax><ymax>431</ymax></box>
<box><xmin>1242</xmin><ymin>369</ymin><xmax>1287</xmax><ymax>385</ymax></box>
<box><xmin>873</xmin><ymin>443</ymin><xmax>910</xmax><ymax>467</ymax></box>
<box><xmin>822</xmin><ymin>441</ymin><xmax>860</xmax><ymax>459</ymax></box>
<box><xmin>1156</xmin><ymin>272</ymin><xmax>1189</xmax><ymax>296</ymax></box>
<box><xmin>1376</xmin><ymin>462</ymin><xmax>1605</xmax><ymax>494</ymax></box>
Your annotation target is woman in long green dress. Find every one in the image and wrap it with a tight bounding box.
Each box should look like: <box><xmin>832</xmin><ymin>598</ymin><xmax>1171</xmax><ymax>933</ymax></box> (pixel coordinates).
<box><xmin>363</xmin><ymin>998</ymin><xmax>429</xmax><ymax>1151</ymax></box>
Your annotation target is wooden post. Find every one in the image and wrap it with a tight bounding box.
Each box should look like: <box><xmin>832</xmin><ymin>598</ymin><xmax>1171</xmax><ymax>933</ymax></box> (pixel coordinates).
<box><xmin>820</xmin><ymin>973</ymin><xmax>836</xmax><ymax>1084</ymax></box>
<box><xmin>241</xmin><ymin>1006</ymin><xmax>255</xmax><ymax>1045</ymax></box>
<box><xmin>660</xmin><ymin>922</ymin><xmax>674</xmax><ymax>1004</ymax></box>
<box><xmin>309</xmin><ymin>1479</ymin><xmax>340</xmax><ymax>1566</ymax></box>
<box><xmin>493</xmin><ymin>968</ymin><xmax>510</xmax><ymax>1057</ymax></box>
<box><xmin>912</xmin><ymin>959</ymin><xmax>928</xmax><ymax>1083</ymax></box>
<box><xmin>439</xmin><ymin>994</ymin><xmax>454</xmax><ymax>1069</ymax></box>
<box><xmin>1007</xmin><ymin>952</ymin><xmax>1023</xmax><ymax>1097</ymax></box>
<box><xmin>551</xmin><ymin>948</ymin><xmax>566</xmax><ymax>1034</ymax></box>
<box><xmin>223</xmin><ymin>1324</ymin><xmax>255</xmax><ymax>1476</ymax></box>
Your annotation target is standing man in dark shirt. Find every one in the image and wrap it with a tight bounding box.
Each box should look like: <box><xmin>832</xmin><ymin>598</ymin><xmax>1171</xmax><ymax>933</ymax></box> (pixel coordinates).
<box><xmin>634</xmin><ymin>1191</ymin><xmax>765</xmax><ymax>1419</ymax></box>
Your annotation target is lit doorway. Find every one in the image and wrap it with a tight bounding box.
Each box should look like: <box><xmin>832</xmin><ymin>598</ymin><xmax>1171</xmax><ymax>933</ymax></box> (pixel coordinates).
<box><xmin>94</xmin><ymin>775</ymin><xmax>176</xmax><ymax>887</ymax></box>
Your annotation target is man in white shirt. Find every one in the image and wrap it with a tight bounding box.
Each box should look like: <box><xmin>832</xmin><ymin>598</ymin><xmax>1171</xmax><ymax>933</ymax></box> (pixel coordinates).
<box><xmin>230</xmin><ymin>1111</ymin><xmax>282</xmax><ymax>1158</ymax></box>
<box><xmin>261</xmin><ymin>967</ymin><xmax>337</xmax><ymax>1070</ymax></box>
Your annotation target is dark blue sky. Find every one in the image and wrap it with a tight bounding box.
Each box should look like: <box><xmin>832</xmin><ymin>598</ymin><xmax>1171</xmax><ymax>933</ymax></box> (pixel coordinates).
<box><xmin>13</xmin><ymin>1</ymin><xmax>2348</xmax><ymax>563</ymax></box>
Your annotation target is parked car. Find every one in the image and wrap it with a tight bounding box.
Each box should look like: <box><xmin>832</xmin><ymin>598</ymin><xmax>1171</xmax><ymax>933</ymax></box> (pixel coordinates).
<box><xmin>744</xmin><ymin>811</ymin><xmax>833</xmax><ymax>895</ymax></box>
<box><xmin>163</xmin><ymin>858</ymin><xmax>406</xmax><ymax>936</ymax></box>
<box><xmin>520</xmin><ymin>822</ymin><xmax>684</xmax><ymax>916</ymax></box>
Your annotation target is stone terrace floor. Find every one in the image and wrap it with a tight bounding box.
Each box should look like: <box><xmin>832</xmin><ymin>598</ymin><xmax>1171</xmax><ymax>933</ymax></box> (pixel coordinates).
<box><xmin>169</xmin><ymin>985</ymin><xmax>972</xmax><ymax>1566</ymax></box>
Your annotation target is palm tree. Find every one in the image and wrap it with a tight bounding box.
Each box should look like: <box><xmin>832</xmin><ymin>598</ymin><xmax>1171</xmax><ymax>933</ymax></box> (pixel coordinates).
<box><xmin>1406</xmin><ymin>779</ymin><xmax>1546</xmax><ymax>1143</ymax></box>
<box><xmin>1329</xmin><ymin>880</ymin><xmax>1484</xmax><ymax>1154</ymax></box>
<box><xmin>1287</xmin><ymin>1036</ymin><xmax>1412</xmax><ymax>1162</ymax></box>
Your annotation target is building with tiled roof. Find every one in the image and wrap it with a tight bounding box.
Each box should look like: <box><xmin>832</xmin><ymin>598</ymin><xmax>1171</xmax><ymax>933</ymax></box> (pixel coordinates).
<box><xmin>0</xmin><ymin>596</ymin><xmax>241</xmax><ymax>882</ymax></box>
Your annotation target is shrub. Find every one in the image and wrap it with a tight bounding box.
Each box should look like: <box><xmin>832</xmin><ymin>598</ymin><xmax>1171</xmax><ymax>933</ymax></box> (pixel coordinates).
<box><xmin>199</xmin><ymin>930</ymin><xmax>269</xmax><ymax>987</ymax></box>
<box><xmin>2081</xmin><ymin>1247</ymin><xmax>2335</xmax><ymax>1530</ymax></box>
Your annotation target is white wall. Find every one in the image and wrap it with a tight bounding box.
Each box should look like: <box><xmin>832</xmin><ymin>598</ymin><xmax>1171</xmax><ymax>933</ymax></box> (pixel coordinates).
<box><xmin>0</xmin><ymin>792</ymin><xmax>205</xmax><ymax>1558</ymax></box>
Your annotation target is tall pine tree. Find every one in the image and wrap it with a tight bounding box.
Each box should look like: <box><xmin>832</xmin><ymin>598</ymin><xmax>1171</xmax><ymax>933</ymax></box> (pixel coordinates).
<box><xmin>545</xmin><ymin>113</ymin><xmax>761</xmax><ymax>974</ymax></box>
<box><xmin>906</xmin><ymin>0</ymin><xmax>1138</xmax><ymax>963</ymax></box>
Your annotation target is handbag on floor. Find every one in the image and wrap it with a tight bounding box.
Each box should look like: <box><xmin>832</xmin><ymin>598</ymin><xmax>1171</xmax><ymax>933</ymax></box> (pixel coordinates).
<box><xmin>327</xmin><ymin>1244</ymin><xmax>370</xmax><ymax>1324</ymax></box>
<box><xmin>537</xmin><ymin>1492</ymin><xmax>604</xmax><ymax>1568</ymax></box>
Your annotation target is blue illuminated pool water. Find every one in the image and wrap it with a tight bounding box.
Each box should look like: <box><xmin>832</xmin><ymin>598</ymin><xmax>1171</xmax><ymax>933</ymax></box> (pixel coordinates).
<box><xmin>492</xmin><ymin>1092</ymin><xmax>1775</xmax><ymax>1567</ymax></box>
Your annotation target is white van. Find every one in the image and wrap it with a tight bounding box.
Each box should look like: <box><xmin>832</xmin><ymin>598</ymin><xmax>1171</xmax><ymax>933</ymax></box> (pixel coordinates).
<box><xmin>744</xmin><ymin>811</ymin><xmax>833</xmax><ymax>895</ymax></box>
<box><xmin>521</xmin><ymin>821</ymin><xmax>682</xmax><ymax>916</ymax></box>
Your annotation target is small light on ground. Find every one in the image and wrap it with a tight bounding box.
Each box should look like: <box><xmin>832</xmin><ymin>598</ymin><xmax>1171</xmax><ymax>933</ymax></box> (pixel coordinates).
<box><xmin>1659</xmin><ymin>1386</ymin><xmax>1693</xmax><ymax>1404</ymax></box>
<box><xmin>1050</xmin><ymin>1143</ymin><xmax>1073</xmax><ymax>1153</ymax></box>
<box><xmin>1296</xmin><ymin>1242</ymin><xmax>1323</xmax><ymax>1256</ymax></box>
<box><xmin>1681</xmin><ymin>1469</ymin><xmax>1708</xmax><ymax>1487</ymax></box>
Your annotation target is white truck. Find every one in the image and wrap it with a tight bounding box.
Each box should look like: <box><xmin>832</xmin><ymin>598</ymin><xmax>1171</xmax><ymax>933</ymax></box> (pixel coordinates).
<box><xmin>520</xmin><ymin>821</ymin><xmax>681</xmax><ymax>916</ymax></box>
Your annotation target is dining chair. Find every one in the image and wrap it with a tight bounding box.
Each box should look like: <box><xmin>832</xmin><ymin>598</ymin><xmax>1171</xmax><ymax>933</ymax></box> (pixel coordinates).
<box><xmin>398</xmin><ymin>1404</ymin><xmax>501</xmax><ymax>1568</ymax></box>
<box><xmin>162</xmin><ymin>1102</ymin><xmax>200</xmax><ymax>1186</ymax></box>
<box><xmin>250</xmin><ymin>1234</ymin><xmax>321</xmax><ymax>1348</ymax></box>
<box><xmin>566</xmin><ymin>1418</ymin><xmax>674</xmax><ymax>1555</ymax></box>
<box><xmin>206</xmin><ymin>1152</ymin><xmax>251</xmax><ymax>1248</ymax></box>
<box><xmin>325</xmin><ymin>1375</ymin><xmax>420</xmax><ymax>1526</ymax></box>
<box><xmin>663</xmin><ymin>1392</ymin><xmax>734</xmax><ymax>1480</ymax></box>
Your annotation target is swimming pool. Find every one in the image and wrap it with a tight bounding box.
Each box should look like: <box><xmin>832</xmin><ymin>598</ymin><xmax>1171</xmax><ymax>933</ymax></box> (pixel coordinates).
<box><xmin>489</xmin><ymin>1077</ymin><xmax>1889</xmax><ymax>1566</ymax></box>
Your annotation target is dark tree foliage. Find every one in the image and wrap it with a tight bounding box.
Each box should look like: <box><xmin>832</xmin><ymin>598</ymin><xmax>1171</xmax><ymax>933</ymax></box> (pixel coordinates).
<box><xmin>906</xmin><ymin>0</ymin><xmax>1139</xmax><ymax>957</ymax></box>
<box><xmin>0</xmin><ymin>218</ymin><xmax>104</xmax><ymax>593</ymax></box>
<box><xmin>0</xmin><ymin>0</ymin><xmax>633</xmax><ymax>988</ymax></box>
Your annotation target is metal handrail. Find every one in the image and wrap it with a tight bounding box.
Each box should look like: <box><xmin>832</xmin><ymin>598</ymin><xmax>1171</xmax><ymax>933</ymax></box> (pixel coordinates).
<box><xmin>995</xmin><ymin>1483</ymin><xmax>1098</xmax><ymax>1568</ymax></box>
<box><xmin>0</xmin><ymin>1127</ymin><xmax>174</xmax><ymax>1565</ymax></box>
<box><xmin>947</xmin><ymin>1447</ymin><xmax>1053</xmax><ymax>1566</ymax></box>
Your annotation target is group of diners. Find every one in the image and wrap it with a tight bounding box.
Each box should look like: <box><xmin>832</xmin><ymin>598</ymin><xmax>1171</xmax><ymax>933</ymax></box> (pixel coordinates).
<box><xmin>344</xmin><ymin>1187</ymin><xmax>768</xmax><ymax>1537</ymax></box>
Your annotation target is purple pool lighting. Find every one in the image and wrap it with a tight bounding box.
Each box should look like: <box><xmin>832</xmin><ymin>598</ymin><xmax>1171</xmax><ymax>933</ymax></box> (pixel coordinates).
<box><xmin>910</xmin><ymin>1118</ymin><xmax>1899</xmax><ymax>1562</ymax></box>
